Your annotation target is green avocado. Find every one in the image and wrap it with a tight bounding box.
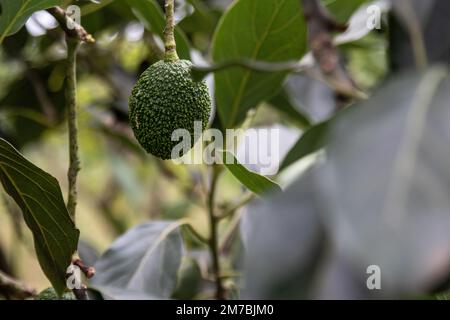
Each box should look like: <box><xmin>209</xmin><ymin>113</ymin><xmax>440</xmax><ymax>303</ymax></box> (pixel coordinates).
<box><xmin>35</xmin><ymin>287</ymin><xmax>76</xmax><ymax>300</ymax></box>
<box><xmin>129</xmin><ymin>59</ymin><xmax>211</xmax><ymax>160</ymax></box>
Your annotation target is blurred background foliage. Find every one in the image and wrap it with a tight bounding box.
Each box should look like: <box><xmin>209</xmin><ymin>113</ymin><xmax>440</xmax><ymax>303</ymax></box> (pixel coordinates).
<box><xmin>0</xmin><ymin>0</ymin><xmax>449</xmax><ymax>299</ymax></box>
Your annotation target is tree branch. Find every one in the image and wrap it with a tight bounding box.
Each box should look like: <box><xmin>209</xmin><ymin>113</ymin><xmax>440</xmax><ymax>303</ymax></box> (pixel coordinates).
<box><xmin>189</xmin><ymin>1</ymin><xmax>365</xmax><ymax>99</ymax></box>
<box><xmin>46</xmin><ymin>5</ymin><xmax>95</xmax><ymax>301</ymax></box>
<box><xmin>301</xmin><ymin>0</ymin><xmax>347</xmax><ymax>73</ymax></box>
<box><xmin>47</xmin><ymin>6</ymin><xmax>95</xmax><ymax>43</ymax></box>
<box><xmin>190</xmin><ymin>59</ymin><xmax>307</xmax><ymax>81</ymax></box>
<box><xmin>301</xmin><ymin>0</ymin><xmax>364</xmax><ymax>99</ymax></box>
<box><xmin>183</xmin><ymin>223</ymin><xmax>209</xmax><ymax>245</ymax></box>
<box><xmin>65</xmin><ymin>39</ymin><xmax>81</xmax><ymax>222</ymax></box>
<box><xmin>217</xmin><ymin>192</ymin><xmax>254</xmax><ymax>220</ymax></box>
<box><xmin>207</xmin><ymin>165</ymin><xmax>226</xmax><ymax>300</ymax></box>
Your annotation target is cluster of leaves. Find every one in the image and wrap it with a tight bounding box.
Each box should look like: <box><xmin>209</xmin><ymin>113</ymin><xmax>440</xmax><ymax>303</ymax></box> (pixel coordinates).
<box><xmin>0</xmin><ymin>0</ymin><xmax>450</xmax><ymax>300</ymax></box>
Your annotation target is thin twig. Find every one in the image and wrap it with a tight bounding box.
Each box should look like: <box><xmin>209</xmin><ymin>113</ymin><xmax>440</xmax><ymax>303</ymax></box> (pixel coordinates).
<box><xmin>219</xmin><ymin>209</ymin><xmax>245</xmax><ymax>255</ymax></box>
<box><xmin>65</xmin><ymin>39</ymin><xmax>81</xmax><ymax>222</ymax></box>
<box><xmin>0</xmin><ymin>270</ymin><xmax>37</xmax><ymax>300</ymax></box>
<box><xmin>65</xmin><ymin>41</ymin><xmax>90</xmax><ymax>300</ymax></box>
<box><xmin>48</xmin><ymin>5</ymin><xmax>95</xmax><ymax>300</ymax></box>
<box><xmin>73</xmin><ymin>259</ymin><xmax>96</xmax><ymax>279</ymax></box>
<box><xmin>301</xmin><ymin>0</ymin><xmax>364</xmax><ymax>99</ymax></box>
<box><xmin>72</xmin><ymin>285</ymin><xmax>88</xmax><ymax>300</ymax></box>
<box><xmin>66</xmin><ymin>257</ymin><xmax>89</xmax><ymax>300</ymax></box>
<box><xmin>191</xmin><ymin>59</ymin><xmax>307</xmax><ymax>81</ymax></box>
<box><xmin>190</xmin><ymin>1</ymin><xmax>365</xmax><ymax>99</ymax></box>
<box><xmin>217</xmin><ymin>193</ymin><xmax>255</xmax><ymax>220</ymax></box>
<box><xmin>207</xmin><ymin>166</ymin><xmax>226</xmax><ymax>300</ymax></box>
<box><xmin>47</xmin><ymin>6</ymin><xmax>95</xmax><ymax>43</ymax></box>
<box><xmin>183</xmin><ymin>224</ymin><xmax>209</xmax><ymax>245</ymax></box>
<box><xmin>301</xmin><ymin>0</ymin><xmax>347</xmax><ymax>72</ymax></box>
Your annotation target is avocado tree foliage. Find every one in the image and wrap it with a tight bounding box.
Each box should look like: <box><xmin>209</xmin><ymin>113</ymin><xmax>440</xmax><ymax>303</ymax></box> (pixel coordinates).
<box><xmin>0</xmin><ymin>0</ymin><xmax>450</xmax><ymax>300</ymax></box>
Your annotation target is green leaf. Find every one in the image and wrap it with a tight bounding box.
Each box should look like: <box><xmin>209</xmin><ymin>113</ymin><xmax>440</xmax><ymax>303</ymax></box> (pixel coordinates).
<box><xmin>81</xmin><ymin>0</ymin><xmax>114</xmax><ymax>16</ymax></box>
<box><xmin>268</xmin><ymin>89</ymin><xmax>312</xmax><ymax>130</ymax></box>
<box><xmin>0</xmin><ymin>0</ymin><xmax>64</xmax><ymax>44</ymax></box>
<box><xmin>242</xmin><ymin>166</ymin><xmax>325</xmax><ymax>299</ymax></box>
<box><xmin>319</xmin><ymin>67</ymin><xmax>450</xmax><ymax>294</ymax></box>
<box><xmin>171</xmin><ymin>257</ymin><xmax>203</xmax><ymax>299</ymax></box>
<box><xmin>92</xmin><ymin>221</ymin><xmax>184</xmax><ymax>299</ymax></box>
<box><xmin>223</xmin><ymin>152</ymin><xmax>282</xmax><ymax>196</ymax></box>
<box><xmin>280</xmin><ymin>121</ymin><xmax>329</xmax><ymax>170</ymax></box>
<box><xmin>322</xmin><ymin>0</ymin><xmax>370</xmax><ymax>23</ymax></box>
<box><xmin>280</xmin><ymin>106</ymin><xmax>354</xmax><ymax>171</ymax></box>
<box><xmin>126</xmin><ymin>0</ymin><xmax>191</xmax><ymax>60</ymax></box>
<box><xmin>179</xmin><ymin>0</ymin><xmax>219</xmax><ymax>39</ymax></box>
<box><xmin>0</xmin><ymin>138</ymin><xmax>79</xmax><ymax>295</ymax></box>
<box><xmin>212</xmin><ymin>0</ymin><xmax>307</xmax><ymax>128</ymax></box>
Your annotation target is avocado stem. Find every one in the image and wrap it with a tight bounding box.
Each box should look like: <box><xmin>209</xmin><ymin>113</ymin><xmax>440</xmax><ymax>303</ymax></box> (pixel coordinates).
<box><xmin>66</xmin><ymin>38</ymin><xmax>81</xmax><ymax>223</ymax></box>
<box><xmin>164</xmin><ymin>0</ymin><xmax>179</xmax><ymax>62</ymax></box>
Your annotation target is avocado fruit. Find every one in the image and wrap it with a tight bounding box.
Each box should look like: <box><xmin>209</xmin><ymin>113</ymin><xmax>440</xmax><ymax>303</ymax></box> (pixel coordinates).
<box><xmin>129</xmin><ymin>59</ymin><xmax>211</xmax><ymax>160</ymax></box>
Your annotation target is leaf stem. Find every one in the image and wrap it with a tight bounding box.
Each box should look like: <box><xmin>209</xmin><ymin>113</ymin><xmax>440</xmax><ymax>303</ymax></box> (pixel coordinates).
<box><xmin>191</xmin><ymin>59</ymin><xmax>308</xmax><ymax>81</ymax></box>
<box><xmin>183</xmin><ymin>223</ymin><xmax>209</xmax><ymax>245</ymax></box>
<box><xmin>217</xmin><ymin>192</ymin><xmax>254</xmax><ymax>220</ymax></box>
<box><xmin>164</xmin><ymin>0</ymin><xmax>179</xmax><ymax>62</ymax></box>
<box><xmin>219</xmin><ymin>209</ymin><xmax>244</xmax><ymax>254</ymax></box>
<box><xmin>207</xmin><ymin>165</ymin><xmax>226</xmax><ymax>300</ymax></box>
<box><xmin>66</xmin><ymin>38</ymin><xmax>81</xmax><ymax>223</ymax></box>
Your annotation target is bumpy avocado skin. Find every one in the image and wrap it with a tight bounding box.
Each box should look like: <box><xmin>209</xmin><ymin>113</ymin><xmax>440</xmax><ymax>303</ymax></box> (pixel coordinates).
<box><xmin>35</xmin><ymin>287</ymin><xmax>76</xmax><ymax>300</ymax></box>
<box><xmin>129</xmin><ymin>60</ymin><xmax>211</xmax><ymax>160</ymax></box>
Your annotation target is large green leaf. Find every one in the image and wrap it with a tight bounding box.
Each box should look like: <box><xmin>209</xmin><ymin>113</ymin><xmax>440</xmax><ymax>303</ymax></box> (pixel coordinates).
<box><xmin>92</xmin><ymin>221</ymin><xmax>184</xmax><ymax>299</ymax></box>
<box><xmin>242</xmin><ymin>166</ymin><xmax>325</xmax><ymax>299</ymax></box>
<box><xmin>212</xmin><ymin>0</ymin><xmax>307</xmax><ymax>128</ymax></box>
<box><xmin>0</xmin><ymin>138</ymin><xmax>79</xmax><ymax>295</ymax></box>
<box><xmin>319</xmin><ymin>66</ymin><xmax>450</xmax><ymax>295</ymax></box>
<box><xmin>126</xmin><ymin>0</ymin><xmax>191</xmax><ymax>60</ymax></box>
<box><xmin>223</xmin><ymin>152</ymin><xmax>282</xmax><ymax>196</ymax></box>
<box><xmin>0</xmin><ymin>0</ymin><xmax>64</xmax><ymax>44</ymax></box>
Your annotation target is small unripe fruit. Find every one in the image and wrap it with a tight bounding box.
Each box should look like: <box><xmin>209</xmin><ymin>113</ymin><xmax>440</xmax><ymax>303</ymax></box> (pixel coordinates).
<box><xmin>129</xmin><ymin>60</ymin><xmax>211</xmax><ymax>160</ymax></box>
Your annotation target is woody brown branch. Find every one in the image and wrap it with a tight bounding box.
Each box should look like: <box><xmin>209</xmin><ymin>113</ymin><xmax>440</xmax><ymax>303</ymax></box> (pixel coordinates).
<box><xmin>73</xmin><ymin>259</ymin><xmax>96</xmax><ymax>279</ymax></box>
<box><xmin>301</xmin><ymin>0</ymin><xmax>347</xmax><ymax>75</ymax></box>
<box><xmin>47</xmin><ymin>6</ymin><xmax>95</xmax><ymax>43</ymax></box>
<box><xmin>301</xmin><ymin>0</ymin><xmax>364</xmax><ymax>99</ymax></box>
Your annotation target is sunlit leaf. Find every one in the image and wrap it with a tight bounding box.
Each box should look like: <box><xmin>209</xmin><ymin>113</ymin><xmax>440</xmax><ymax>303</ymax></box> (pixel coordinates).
<box><xmin>223</xmin><ymin>152</ymin><xmax>282</xmax><ymax>196</ymax></box>
<box><xmin>212</xmin><ymin>0</ymin><xmax>307</xmax><ymax>128</ymax></box>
